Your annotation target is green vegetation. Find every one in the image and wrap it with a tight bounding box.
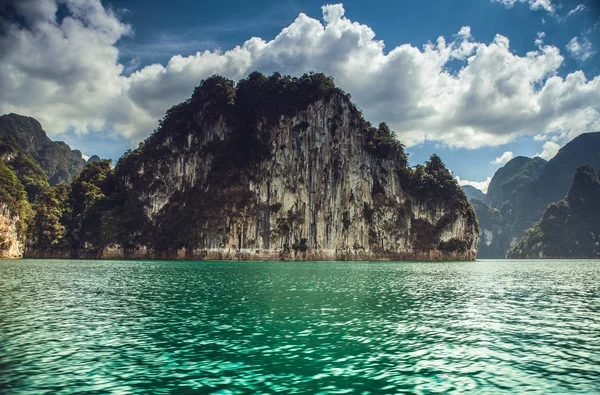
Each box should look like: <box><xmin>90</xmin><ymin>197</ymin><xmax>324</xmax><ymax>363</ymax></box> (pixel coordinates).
<box><xmin>0</xmin><ymin>137</ymin><xmax>49</xmax><ymax>202</ymax></box>
<box><xmin>0</xmin><ymin>161</ymin><xmax>30</xmax><ymax>221</ymax></box>
<box><xmin>405</xmin><ymin>155</ymin><xmax>472</xmax><ymax>212</ymax></box>
<box><xmin>4</xmin><ymin>71</ymin><xmax>476</xmax><ymax>258</ymax></box>
<box><xmin>0</xmin><ymin>137</ymin><xmax>46</xmax><ymax>240</ymax></box>
<box><xmin>0</xmin><ymin>114</ymin><xmax>85</xmax><ymax>185</ymax></box>
<box><xmin>472</xmin><ymin>133</ymin><xmax>600</xmax><ymax>258</ymax></box>
<box><xmin>363</xmin><ymin>122</ymin><xmax>407</xmax><ymax>164</ymax></box>
<box><xmin>508</xmin><ymin>164</ymin><xmax>600</xmax><ymax>258</ymax></box>
<box><xmin>28</xmin><ymin>184</ymin><xmax>71</xmax><ymax>249</ymax></box>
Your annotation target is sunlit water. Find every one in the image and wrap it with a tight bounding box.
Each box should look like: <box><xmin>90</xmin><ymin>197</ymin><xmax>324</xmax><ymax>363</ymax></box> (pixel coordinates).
<box><xmin>1</xmin><ymin>259</ymin><xmax>599</xmax><ymax>394</ymax></box>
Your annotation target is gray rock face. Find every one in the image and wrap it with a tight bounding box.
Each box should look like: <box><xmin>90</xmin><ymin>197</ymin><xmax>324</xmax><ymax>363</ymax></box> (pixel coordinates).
<box><xmin>105</xmin><ymin>94</ymin><xmax>478</xmax><ymax>260</ymax></box>
<box><xmin>508</xmin><ymin>164</ymin><xmax>600</xmax><ymax>258</ymax></box>
<box><xmin>24</xmin><ymin>74</ymin><xmax>479</xmax><ymax>261</ymax></box>
<box><xmin>471</xmin><ymin>133</ymin><xmax>600</xmax><ymax>258</ymax></box>
<box><xmin>0</xmin><ymin>204</ymin><xmax>24</xmax><ymax>258</ymax></box>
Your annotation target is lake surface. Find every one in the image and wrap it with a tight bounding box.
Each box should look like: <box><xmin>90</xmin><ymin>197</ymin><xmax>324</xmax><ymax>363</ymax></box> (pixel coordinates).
<box><xmin>1</xmin><ymin>259</ymin><xmax>599</xmax><ymax>394</ymax></box>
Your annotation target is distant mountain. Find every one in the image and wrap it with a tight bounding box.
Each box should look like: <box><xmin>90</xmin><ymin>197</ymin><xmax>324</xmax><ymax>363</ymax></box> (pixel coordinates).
<box><xmin>471</xmin><ymin>156</ymin><xmax>547</xmax><ymax>258</ymax></box>
<box><xmin>471</xmin><ymin>132</ymin><xmax>600</xmax><ymax>258</ymax></box>
<box><xmin>536</xmin><ymin>133</ymin><xmax>600</xmax><ymax>205</ymax></box>
<box><xmin>470</xmin><ymin>199</ymin><xmax>508</xmax><ymax>258</ymax></box>
<box><xmin>0</xmin><ymin>114</ymin><xmax>86</xmax><ymax>185</ymax></box>
<box><xmin>86</xmin><ymin>155</ymin><xmax>101</xmax><ymax>164</ymax></box>
<box><xmin>508</xmin><ymin>164</ymin><xmax>600</xmax><ymax>258</ymax></box>
<box><xmin>462</xmin><ymin>185</ymin><xmax>486</xmax><ymax>201</ymax></box>
<box><xmin>486</xmin><ymin>156</ymin><xmax>546</xmax><ymax>208</ymax></box>
<box><xmin>0</xmin><ymin>114</ymin><xmax>93</xmax><ymax>257</ymax></box>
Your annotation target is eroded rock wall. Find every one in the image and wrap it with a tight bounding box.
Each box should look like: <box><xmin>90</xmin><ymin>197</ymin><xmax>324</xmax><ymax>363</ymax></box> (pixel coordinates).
<box><xmin>0</xmin><ymin>204</ymin><xmax>24</xmax><ymax>258</ymax></box>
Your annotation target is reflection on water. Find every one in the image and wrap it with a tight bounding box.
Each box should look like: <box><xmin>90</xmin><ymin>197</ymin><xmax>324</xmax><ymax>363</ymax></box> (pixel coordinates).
<box><xmin>1</xmin><ymin>259</ymin><xmax>599</xmax><ymax>394</ymax></box>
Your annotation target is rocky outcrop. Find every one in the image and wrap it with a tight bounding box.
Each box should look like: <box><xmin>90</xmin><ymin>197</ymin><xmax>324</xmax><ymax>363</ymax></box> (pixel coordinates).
<box><xmin>486</xmin><ymin>156</ymin><xmax>547</xmax><ymax>208</ymax></box>
<box><xmin>0</xmin><ymin>204</ymin><xmax>24</xmax><ymax>258</ymax></box>
<box><xmin>508</xmin><ymin>164</ymin><xmax>600</xmax><ymax>258</ymax></box>
<box><xmin>470</xmin><ymin>133</ymin><xmax>600</xmax><ymax>258</ymax></box>
<box><xmin>469</xmin><ymin>199</ymin><xmax>509</xmax><ymax>258</ymax></box>
<box><xmin>86</xmin><ymin>155</ymin><xmax>101</xmax><ymax>164</ymax></box>
<box><xmin>26</xmin><ymin>73</ymin><xmax>478</xmax><ymax>260</ymax></box>
<box><xmin>0</xmin><ymin>114</ymin><xmax>87</xmax><ymax>185</ymax></box>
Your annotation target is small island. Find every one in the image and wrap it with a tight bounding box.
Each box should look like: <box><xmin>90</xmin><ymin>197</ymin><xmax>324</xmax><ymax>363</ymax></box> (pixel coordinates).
<box><xmin>1</xmin><ymin>73</ymin><xmax>478</xmax><ymax>261</ymax></box>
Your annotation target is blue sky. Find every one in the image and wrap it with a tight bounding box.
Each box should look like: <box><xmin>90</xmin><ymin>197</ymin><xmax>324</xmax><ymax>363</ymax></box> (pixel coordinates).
<box><xmin>1</xmin><ymin>0</ymin><xmax>599</xmax><ymax>191</ymax></box>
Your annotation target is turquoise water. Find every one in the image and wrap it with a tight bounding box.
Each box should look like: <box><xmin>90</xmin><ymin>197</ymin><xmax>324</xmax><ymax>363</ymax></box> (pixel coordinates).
<box><xmin>0</xmin><ymin>259</ymin><xmax>599</xmax><ymax>394</ymax></box>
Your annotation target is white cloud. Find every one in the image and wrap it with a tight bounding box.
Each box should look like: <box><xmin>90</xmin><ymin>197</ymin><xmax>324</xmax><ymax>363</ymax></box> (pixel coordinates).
<box><xmin>566</xmin><ymin>4</ymin><xmax>586</xmax><ymax>18</ymax></box>
<box><xmin>492</xmin><ymin>0</ymin><xmax>554</xmax><ymax>14</ymax></box>
<box><xmin>566</xmin><ymin>37</ymin><xmax>596</xmax><ymax>62</ymax></box>
<box><xmin>456</xmin><ymin>176</ymin><xmax>492</xmax><ymax>194</ymax></box>
<box><xmin>491</xmin><ymin>151</ymin><xmax>514</xmax><ymax>165</ymax></box>
<box><xmin>535</xmin><ymin>31</ymin><xmax>545</xmax><ymax>47</ymax></box>
<box><xmin>534</xmin><ymin>141</ymin><xmax>561</xmax><ymax>159</ymax></box>
<box><xmin>0</xmin><ymin>1</ymin><xmax>599</xmax><ymax>155</ymax></box>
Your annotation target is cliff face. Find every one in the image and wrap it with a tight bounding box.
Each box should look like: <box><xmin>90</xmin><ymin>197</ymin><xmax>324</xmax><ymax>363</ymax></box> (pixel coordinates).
<box><xmin>469</xmin><ymin>157</ymin><xmax>547</xmax><ymax>258</ymax></box>
<box><xmin>469</xmin><ymin>199</ymin><xmax>509</xmax><ymax>259</ymax></box>
<box><xmin>0</xmin><ymin>204</ymin><xmax>24</xmax><ymax>258</ymax></box>
<box><xmin>486</xmin><ymin>156</ymin><xmax>547</xmax><ymax>209</ymax></box>
<box><xmin>508</xmin><ymin>165</ymin><xmax>600</xmax><ymax>259</ymax></box>
<box><xmin>471</xmin><ymin>134</ymin><xmax>600</xmax><ymax>258</ymax></box>
<box><xmin>0</xmin><ymin>151</ymin><xmax>33</xmax><ymax>258</ymax></box>
<box><xmin>26</xmin><ymin>72</ymin><xmax>478</xmax><ymax>260</ymax></box>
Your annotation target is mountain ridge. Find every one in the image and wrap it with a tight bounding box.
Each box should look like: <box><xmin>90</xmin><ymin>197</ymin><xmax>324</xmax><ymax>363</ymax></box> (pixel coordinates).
<box><xmin>0</xmin><ymin>113</ymin><xmax>87</xmax><ymax>185</ymax></box>
<box><xmin>508</xmin><ymin>164</ymin><xmax>600</xmax><ymax>258</ymax></box>
<box><xmin>468</xmin><ymin>132</ymin><xmax>600</xmax><ymax>258</ymax></box>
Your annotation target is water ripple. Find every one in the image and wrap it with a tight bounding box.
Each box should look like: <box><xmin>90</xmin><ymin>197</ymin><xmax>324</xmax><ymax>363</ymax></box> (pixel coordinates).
<box><xmin>1</xmin><ymin>259</ymin><xmax>599</xmax><ymax>394</ymax></box>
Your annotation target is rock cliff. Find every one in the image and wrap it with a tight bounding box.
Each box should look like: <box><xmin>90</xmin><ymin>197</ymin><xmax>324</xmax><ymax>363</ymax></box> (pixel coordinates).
<box><xmin>469</xmin><ymin>133</ymin><xmax>600</xmax><ymax>258</ymax></box>
<box><xmin>0</xmin><ymin>204</ymin><xmax>24</xmax><ymax>258</ymax></box>
<box><xmin>508</xmin><ymin>164</ymin><xmax>600</xmax><ymax>258</ymax></box>
<box><xmin>25</xmin><ymin>72</ymin><xmax>479</xmax><ymax>260</ymax></box>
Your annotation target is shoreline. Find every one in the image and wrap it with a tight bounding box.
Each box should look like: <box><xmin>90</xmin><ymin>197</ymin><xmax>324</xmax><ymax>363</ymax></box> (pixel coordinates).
<box><xmin>22</xmin><ymin>246</ymin><xmax>477</xmax><ymax>261</ymax></box>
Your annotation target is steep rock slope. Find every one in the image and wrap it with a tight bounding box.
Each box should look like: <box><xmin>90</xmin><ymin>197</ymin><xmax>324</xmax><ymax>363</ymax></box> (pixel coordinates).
<box><xmin>0</xmin><ymin>204</ymin><xmax>24</xmax><ymax>258</ymax></box>
<box><xmin>27</xmin><ymin>72</ymin><xmax>479</xmax><ymax>260</ymax></box>
<box><xmin>0</xmin><ymin>158</ymin><xmax>31</xmax><ymax>258</ymax></box>
<box><xmin>468</xmin><ymin>157</ymin><xmax>546</xmax><ymax>258</ymax></box>
<box><xmin>0</xmin><ymin>114</ymin><xmax>86</xmax><ymax>184</ymax></box>
<box><xmin>469</xmin><ymin>199</ymin><xmax>508</xmax><ymax>258</ymax></box>
<box><xmin>511</xmin><ymin>134</ymin><xmax>600</xmax><ymax>247</ymax></box>
<box><xmin>508</xmin><ymin>164</ymin><xmax>600</xmax><ymax>258</ymax></box>
<box><xmin>486</xmin><ymin>156</ymin><xmax>547</xmax><ymax>208</ymax></box>
<box><xmin>462</xmin><ymin>185</ymin><xmax>486</xmax><ymax>202</ymax></box>
<box><xmin>473</xmin><ymin>134</ymin><xmax>600</xmax><ymax>258</ymax></box>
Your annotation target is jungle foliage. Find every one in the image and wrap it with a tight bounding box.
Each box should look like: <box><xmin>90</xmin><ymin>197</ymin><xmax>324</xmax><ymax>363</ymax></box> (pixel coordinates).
<box><xmin>3</xmin><ymin>71</ymin><xmax>474</xmax><ymax>256</ymax></box>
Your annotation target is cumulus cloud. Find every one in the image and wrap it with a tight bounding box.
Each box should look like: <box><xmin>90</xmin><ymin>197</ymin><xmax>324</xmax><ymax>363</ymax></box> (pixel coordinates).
<box><xmin>535</xmin><ymin>141</ymin><xmax>561</xmax><ymax>159</ymax></box>
<box><xmin>566</xmin><ymin>37</ymin><xmax>596</xmax><ymax>62</ymax></box>
<box><xmin>456</xmin><ymin>176</ymin><xmax>493</xmax><ymax>194</ymax></box>
<box><xmin>491</xmin><ymin>151</ymin><xmax>514</xmax><ymax>165</ymax></box>
<box><xmin>492</xmin><ymin>0</ymin><xmax>554</xmax><ymax>14</ymax></box>
<box><xmin>0</xmin><ymin>1</ymin><xmax>599</xmax><ymax>154</ymax></box>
